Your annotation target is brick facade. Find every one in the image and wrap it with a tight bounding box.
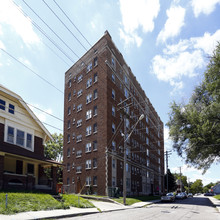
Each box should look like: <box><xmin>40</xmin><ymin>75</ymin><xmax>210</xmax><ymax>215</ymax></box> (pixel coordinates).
<box><xmin>63</xmin><ymin>31</ymin><xmax>164</xmax><ymax>196</ymax></box>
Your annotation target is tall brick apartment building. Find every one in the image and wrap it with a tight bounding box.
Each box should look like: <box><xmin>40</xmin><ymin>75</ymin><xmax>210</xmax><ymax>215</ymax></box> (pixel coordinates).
<box><xmin>63</xmin><ymin>31</ymin><xmax>164</xmax><ymax>196</ymax></box>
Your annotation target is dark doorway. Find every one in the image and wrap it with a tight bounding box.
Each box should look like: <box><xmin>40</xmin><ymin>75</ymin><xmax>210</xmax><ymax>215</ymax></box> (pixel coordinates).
<box><xmin>16</xmin><ymin>160</ymin><xmax>23</xmax><ymax>174</ymax></box>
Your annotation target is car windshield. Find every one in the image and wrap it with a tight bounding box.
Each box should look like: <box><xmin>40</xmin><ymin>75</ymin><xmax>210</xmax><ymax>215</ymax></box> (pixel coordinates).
<box><xmin>167</xmin><ymin>193</ymin><xmax>173</xmax><ymax>196</ymax></box>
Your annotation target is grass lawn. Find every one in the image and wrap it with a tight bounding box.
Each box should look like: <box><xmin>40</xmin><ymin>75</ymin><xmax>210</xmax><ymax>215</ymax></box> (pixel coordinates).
<box><xmin>0</xmin><ymin>192</ymin><xmax>64</xmax><ymax>215</ymax></box>
<box><xmin>214</xmin><ymin>195</ymin><xmax>220</xmax><ymax>200</ymax></box>
<box><xmin>113</xmin><ymin>195</ymin><xmax>160</xmax><ymax>205</ymax></box>
<box><xmin>61</xmin><ymin>194</ymin><xmax>95</xmax><ymax>208</ymax></box>
<box><xmin>0</xmin><ymin>193</ymin><xmax>95</xmax><ymax>215</ymax></box>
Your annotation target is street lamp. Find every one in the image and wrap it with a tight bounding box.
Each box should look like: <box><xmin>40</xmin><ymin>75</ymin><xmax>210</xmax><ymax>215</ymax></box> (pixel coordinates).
<box><xmin>123</xmin><ymin>114</ymin><xmax>144</xmax><ymax>205</ymax></box>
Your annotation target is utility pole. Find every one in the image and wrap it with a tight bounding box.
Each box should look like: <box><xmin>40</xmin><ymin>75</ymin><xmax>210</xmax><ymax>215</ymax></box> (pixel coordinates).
<box><xmin>123</xmin><ymin>114</ymin><xmax>127</xmax><ymax>205</ymax></box>
<box><xmin>165</xmin><ymin>150</ymin><xmax>171</xmax><ymax>193</ymax></box>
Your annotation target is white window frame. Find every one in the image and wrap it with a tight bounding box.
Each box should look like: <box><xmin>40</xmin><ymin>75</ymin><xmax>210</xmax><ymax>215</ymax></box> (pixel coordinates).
<box><xmin>86</xmin><ymin>109</ymin><xmax>92</xmax><ymax>120</ymax></box>
<box><xmin>86</xmin><ymin>125</ymin><xmax>92</xmax><ymax>136</ymax></box>
<box><xmin>85</xmin><ymin>142</ymin><xmax>92</xmax><ymax>153</ymax></box>
<box><xmin>86</xmin><ymin>93</ymin><xmax>92</xmax><ymax>104</ymax></box>
<box><xmin>86</xmin><ymin>159</ymin><xmax>92</xmax><ymax>169</ymax></box>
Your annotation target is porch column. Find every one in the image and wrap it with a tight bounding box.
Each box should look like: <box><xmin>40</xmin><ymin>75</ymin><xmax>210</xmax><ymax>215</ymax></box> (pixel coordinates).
<box><xmin>51</xmin><ymin>166</ymin><xmax>57</xmax><ymax>192</ymax></box>
<box><xmin>0</xmin><ymin>154</ymin><xmax>4</xmax><ymax>190</ymax></box>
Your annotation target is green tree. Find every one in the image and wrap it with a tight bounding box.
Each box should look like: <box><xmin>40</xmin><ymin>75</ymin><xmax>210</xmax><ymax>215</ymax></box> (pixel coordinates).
<box><xmin>167</xmin><ymin>42</ymin><xmax>220</xmax><ymax>173</ymax></box>
<box><xmin>44</xmin><ymin>133</ymin><xmax>63</xmax><ymax>162</ymax></box>
<box><xmin>190</xmin><ymin>179</ymin><xmax>203</xmax><ymax>194</ymax></box>
<box><xmin>164</xmin><ymin>169</ymin><xmax>177</xmax><ymax>192</ymax></box>
<box><xmin>44</xmin><ymin>133</ymin><xmax>63</xmax><ymax>183</ymax></box>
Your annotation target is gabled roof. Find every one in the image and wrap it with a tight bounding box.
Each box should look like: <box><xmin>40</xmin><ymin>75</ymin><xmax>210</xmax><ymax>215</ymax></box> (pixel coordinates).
<box><xmin>0</xmin><ymin>84</ymin><xmax>52</xmax><ymax>141</ymax></box>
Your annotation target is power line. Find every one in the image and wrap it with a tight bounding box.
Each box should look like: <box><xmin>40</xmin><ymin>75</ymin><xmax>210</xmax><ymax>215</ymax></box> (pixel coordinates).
<box><xmin>0</xmin><ymin>48</ymin><xmax>64</xmax><ymax>94</ymax></box>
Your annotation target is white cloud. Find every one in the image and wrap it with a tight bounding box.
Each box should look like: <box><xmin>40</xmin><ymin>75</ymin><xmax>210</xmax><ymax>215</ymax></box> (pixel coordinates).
<box><xmin>119</xmin><ymin>0</ymin><xmax>160</xmax><ymax>47</ymax></box>
<box><xmin>0</xmin><ymin>1</ymin><xmax>40</xmax><ymax>46</ymax></box>
<box><xmin>18</xmin><ymin>57</ymin><xmax>32</xmax><ymax>68</ymax></box>
<box><xmin>191</xmin><ymin>0</ymin><xmax>220</xmax><ymax>17</ymax></box>
<box><xmin>151</xmin><ymin>30</ymin><xmax>220</xmax><ymax>92</ymax></box>
<box><xmin>0</xmin><ymin>40</ymin><xmax>5</xmax><ymax>50</ymax></box>
<box><xmin>157</xmin><ymin>6</ymin><xmax>185</xmax><ymax>43</ymax></box>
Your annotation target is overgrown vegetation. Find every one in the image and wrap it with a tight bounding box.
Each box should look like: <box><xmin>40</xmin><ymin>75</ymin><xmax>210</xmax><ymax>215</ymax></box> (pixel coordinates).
<box><xmin>113</xmin><ymin>195</ymin><xmax>160</xmax><ymax>205</ymax></box>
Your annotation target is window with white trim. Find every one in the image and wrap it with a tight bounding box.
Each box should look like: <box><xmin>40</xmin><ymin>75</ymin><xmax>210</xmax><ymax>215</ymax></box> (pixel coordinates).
<box><xmin>68</xmin><ymin>79</ymin><xmax>71</xmax><ymax>88</ymax></box>
<box><xmin>68</xmin><ymin>107</ymin><xmax>71</xmax><ymax>115</ymax></box>
<box><xmin>76</xmin><ymin>166</ymin><xmax>82</xmax><ymax>173</ymax></box>
<box><xmin>112</xmin><ymin>74</ymin><xmax>115</xmax><ymax>83</ymax></box>
<box><xmin>112</xmin><ymin>141</ymin><xmax>116</xmax><ymax>151</ymax></box>
<box><xmin>112</xmin><ymin>89</ymin><xmax>115</xmax><ymax>100</ymax></box>
<box><xmin>77</xmin><ymin>74</ymin><xmax>83</xmax><ymax>83</ymax></box>
<box><xmin>9</xmin><ymin>104</ymin><xmax>15</xmax><ymax>114</ymax></box>
<box><xmin>76</xmin><ymin>150</ymin><xmax>82</xmax><ymax>157</ymax></box>
<box><xmin>77</xmin><ymin>104</ymin><xmax>82</xmax><ymax>112</ymax></box>
<box><xmin>7</xmin><ymin>126</ymin><xmax>14</xmax><ymax>144</ymax></box>
<box><xmin>94</xmin><ymin>57</ymin><xmax>98</xmax><ymax>66</ymax></box>
<box><xmin>146</xmin><ymin>137</ymin><xmax>149</xmax><ymax>145</ymax></box>
<box><xmin>87</xmin><ymin>62</ymin><xmax>92</xmax><ymax>72</ymax></box>
<box><xmin>0</xmin><ymin>99</ymin><xmax>6</xmax><ymax>110</ymax></box>
<box><xmin>67</xmin><ymin>134</ymin><xmax>70</xmax><ymax>143</ymax></box>
<box><xmin>93</xmin><ymin>158</ymin><xmax>97</xmax><ymax>168</ymax></box>
<box><xmin>112</xmin><ymin>123</ymin><xmax>116</xmax><ymax>133</ymax></box>
<box><xmin>68</xmin><ymin>93</ymin><xmax>71</xmax><ymax>101</ymax></box>
<box><xmin>67</xmin><ymin>120</ymin><xmax>71</xmax><ymax>129</ymax></box>
<box><xmin>94</xmin><ymin>73</ymin><xmax>97</xmax><ymax>83</ymax></box>
<box><xmin>86</xmin><ymin>109</ymin><xmax>92</xmax><ymax>120</ymax></box>
<box><xmin>93</xmin><ymin>89</ymin><xmax>98</xmax><ymax>100</ymax></box>
<box><xmin>86</xmin><ymin>93</ymin><xmax>92</xmax><ymax>104</ymax></box>
<box><xmin>86</xmin><ymin>78</ymin><xmax>92</xmax><ymax>88</ymax></box>
<box><xmin>76</xmin><ymin>135</ymin><xmax>82</xmax><ymax>142</ymax></box>
<box><xmin>85</xmin><ymin>142</ymin><xmax>92</xmax><ymax>153</ymax></box>
<box><xmin>86</xmin><ymin>176</ymin><xmax>91</xmax><ymax>185</ymax></box>
<box><xmin>77</xmin><ymin>89</ymin><xmax>83</xmax><ymax>97</ymax></box>
<box><xmin>93</xmin><ymin>123</ymin><xmax>97</xmax><ymax>133</ymax></box>
<box><xmin>77</xmin><ymin>119</ymin><xmax>82</xmax><ymax>127</ymax></box>
<box><xmin>86</xmin><ymin>159</ymin><xmax>91</xmax><ymax>169</ymax></box>
<box><xmin>93</xmin><ymin>106</ymin><xmax>97</xmax><ymax>116</ymax></box>
<box><xmin>93</xmin><ymin>140</ymin><xmax>97</xmax><ymax>151</ymax></box>
<box><xmin>67</xmin><ymin>163</ymin><xmax>70</xmax><ymax>172</ymax></box>
<box><xmin>67</xmin><ymin>148</ymin><xmax>70</xmax><ymax>157</ymax></box>
<box><xmin>86</xmin><ymin>126</ymin><xmax>92</xmax><ymax>136</ymax></box>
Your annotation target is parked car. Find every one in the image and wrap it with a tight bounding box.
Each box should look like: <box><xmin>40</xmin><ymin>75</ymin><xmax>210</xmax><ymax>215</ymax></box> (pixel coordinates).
<box><xmin>187</xmin><ymin>193</ymin><xmax>193</xmax><ymax>197</ymax></box>
<box><xmin>204</xmin><ymin>192</ymin><xmax>216</xmax><ymax>196</ymax></box>
<box><xmin>182</xmin><ymin>192</ymin><xmax>188</xmax><ymax>198</ymax></box>
<box><xmin>161</xmin><ymin>193</ymin><xmax>175</xmax><ymax>202</ymax></box>
<box><xmin>176</xmin><ymin>193</ymin><xmax>185</xmax><ymax>199</ymax></box>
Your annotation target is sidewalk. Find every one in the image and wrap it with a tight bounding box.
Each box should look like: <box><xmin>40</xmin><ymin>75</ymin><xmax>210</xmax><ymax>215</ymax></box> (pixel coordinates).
<box><xmin>0</xmin><ymin>199</ymin><xmax>160</xmax><ymax>220</ymax></box>
<box><xmin>208</xmin><ymin>196</ymin><xmax>220</xmax><ymax>212</ymax></box>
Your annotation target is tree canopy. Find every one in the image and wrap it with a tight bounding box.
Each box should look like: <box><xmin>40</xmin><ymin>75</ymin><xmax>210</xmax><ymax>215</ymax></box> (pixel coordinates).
<box><xmin>167</xmin><ymin>42</ymin><xmax>220</xmax><ymax>173</ymax></box>
<box><xmin>44</xmin><ymin>133</ymin><xmax>63</xmax><ymax>162</ymax></box>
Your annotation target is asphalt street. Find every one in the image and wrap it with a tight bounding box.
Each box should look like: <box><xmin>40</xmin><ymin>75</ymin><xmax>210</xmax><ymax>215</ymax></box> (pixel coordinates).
<box><xmin>61</xmin><ymin>196</ymin><xmax>220</xmax><ymax>220</ymax></box>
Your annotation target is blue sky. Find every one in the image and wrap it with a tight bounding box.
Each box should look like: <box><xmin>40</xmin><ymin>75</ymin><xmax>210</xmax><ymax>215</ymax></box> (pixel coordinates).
<box><xmin>0</xmin><ymin>0</ymin><xmax>220</xmax><ymax>186</ymax></box>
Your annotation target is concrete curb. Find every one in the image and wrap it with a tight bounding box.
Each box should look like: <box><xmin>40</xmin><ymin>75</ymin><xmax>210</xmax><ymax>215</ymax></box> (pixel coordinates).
<box><xmin>208</xmin><ymin>197</ymin><xmax>220</xmax><ymax>212</ymax></box>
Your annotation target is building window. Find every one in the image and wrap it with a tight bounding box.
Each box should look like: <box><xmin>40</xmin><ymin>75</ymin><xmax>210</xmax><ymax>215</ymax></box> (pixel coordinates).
<box><xmin>85</xmin><ymin>142</ymin><xmax>92</xmax><ymax>153</ymax></box>
<box><xmin>76</xmin><ymin>135</ymin><xmax>82</xmax><ymax>142</ymax></box>
<box><xmin>67</xmin><ymin>134</ymin><xmax>70</xmax><ymax>143</ymax></box>
<box><xmin>7</xmin><ymin>126</ymin><xmax>14</xmax><ymax>143</ymax></box>
<box><xmin>67</xmin><ymin>120</ymin><xmax>71</xmax><ymax>129</ymax></box>
<box><xmin>77</xmin><ymin>119</ymin><xmax>82</xmax><ymax>127</ymax></box>
<box><xmin>68</xmin><ymin>93</ymin><xmax>71</xmax><ymax>101</ymax></box>
<box><xmin>112</xmin><ymin>89</ymin><xmax>115</xmax><ymax>100</ymax></box>
<box><xmin>26</xmin><ymin>133</ymin><xmax>32</xmax><ymax>149</ymax></box>
<box><xmin>112</xmin><ymin>141</ymin><xmax>116</xmax><ymax>151</ymax></box>
<box><xmin>112</xmin><ymin>123</ymin><xmax>116</xmax><ymax>133</ymax></box>
<box><xmin>77</xmin><ymin>74</ymin><xmax>83</xmax><ymax>83</ymax></box>
<box><xmin>124</xmin><ymin>88</ymin><xmax>129</xmax><ymax>98</ymax></box>
<box><xmin>16</xmin><ymin>129</ymin><xmax>25</xmax><ymax>147</ymax></box>
<box><xmin>76</xmin><ymin>166</ymin><xmax>82</xmax><ymax>173</ymax></box>
<box><xmin>112</xmin><ymin>106</ymin><xmax>115</xmax><ymax>117</ymax></box>
<box><xmin>146</xmin><ymin>127</ymin><xmax>149</xmax><ymax>134</ymax></box>
<box><xmin>93</xmin><ymin>106</ymin><xmax>97</xmax><ymax>116</ymax></box>
<box><xmin>86</xmin><ymin>78</ymin><xmax>92</xmax><ymax>88</ymax></box>
<box><xmin>147</xmin><ymin>149</ymin><xmax>149</xmax><ymax>156</ymax></box>
<box><xmin>68</xmin><ymin>79</ymin><xmax>71</xmax><ymax>88</ymax></box>
<box><xmin>94</xmin><ymin>73</ymin><xmax>98</xmax><ymax>83</ymax></box>
<box><xmin>112</xmin><ymin>74</ymin><xmax>115</xmax><ymax>83</ymax></box>
<box><xmin>93</xmin><ymin>89</ymin><xmax>98</xmax><ymax>100</ymax></box>
<box><xmin>86</xmin><ymin>109</ymin><xmax>92</xmax><ymax>120</ymax></box>
<box><xmin>93</xmin><ymin>123</ymin><xmax>97</xmax><ymax>133</ymax></box>
<box><xmin>158</xmin><ymin>158</ymin><xmax>160</xmax><ymax>164</ymax></box>
<box><xmin>111</xmin><ymin>57</ymin><xmax>115</xmax><ymax>68</ymax></box>
<box><xmin>158</xmin><ymin>149</ymin><xmax>160</xmax><ymax>155</ymax></box>
<box><xmin>77</xmin><ymin>104</ymin><xmax>82</xmax><ymax>112</ymax></box>
<box><xmin>147</xmin><ymin>159</ymin><xmax>150</xmax><ymax>167</ymax></box>
<box><xmin>0</xmin><ymin>99</ymin><xmax>6</xmax><ymax>110</ymax></box>
<box><xmin>77</xmin><ymin>89</ymin><xmax>83</xmax><ymax>97</ymax></box>
<box><xmin>67</xmin><ymin>177</ymin><xmax>70</xmax><ymax>185</ymax></box>
<box><xmin>73</xmin><ymin>104</ymin><xmax>75</xmax><ymax>110</ymax></box>
<box><xmin>86</xmin><ymin>160</ymin><xmax>92</xmax><ymax>169</ymax></box>
<box><xmin>68</xmin><ymin>107</ymin><xmax>71</xmax><ymax>115</ymax></box>
<box><xmin>112</xmin><ymin>177</ymin><xmax>116</xmax><ymax>187</ymax></box>
<box><xmin>67</xmin><ymin>148</ymin><xmax>70</xmax><ymax>157</ymax></box>
<box><xmin>72</xmin><ymin>147</ymin><xmax>75</xmax><ymax>154</ymax></box>
<box><xmin>94</xmin><ymin>57</ymin><xmax>98</xmax><ymax>66</ymax></box>
<box><xmin>87</xmin><ymin>62</ymin><xmax>92</xmax><ymax>72</ymax></box>
<box><xmin>146</xmin><ymin>137</ymin><xmax>149</xmax><ymax>145</ymax></box>
<box><xmin>72</xmin><ymin>177</ymin><xmax>75</xmax><ymax>183</ymax></box>
<box><xmin>67</xmin><ymin>163</ymin><xmax>70</xmax><ymax>172</ymax></box>
<box><xmin>86</xmin><ymin>93</ymin><xmax>92</xmax><ymax>104</ymax></box>
<box><xmin>112</xmin><ymin>159</ymin><xmax>116</xmax><ymax>168</ymax></box>
<box><xmin>86</xmin><ymin>176</ymin><xmax>91</xmax><ymax>186</ymax></box>
<box><xmin>86</xmin><ymin>126</ymin><xmax>92</xmax><ymax>136</ymax></box>
<box><xmin>27</xmin><ymin>163</ymin><xmax>34</xmax><ymax>174</ymax></box>
<box><xmin>9</xmin><ymin>104</ymin><xmax>15</xmax><ymax>114</ymax></box>
<box><xmin>93</xmin><ymin>158</ymin><xmax>97</xmax><ymax>168</ymax></box>
<box><xmin>73</xmin><ymin>90</ymin><xmax>76</xmax><ymax>96</ymax></box>
<box><xmin>93</xmin><ymin>176</ymin><xmax>97</xmax><ymax>186</ymax></box>
<box><xmin>73</xmin><ymin>118</ymin><xmax>75</xmax><ymax>125</ymax></box>
<box><xmin>93</xmin><ymin>140</ymin><xmax>97</xmax><ymax>151</ymax></box>
<box><xmin>76</xmin><ymin>150</ymin><xmax>82</xmax><ymax>157</ymax></box>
